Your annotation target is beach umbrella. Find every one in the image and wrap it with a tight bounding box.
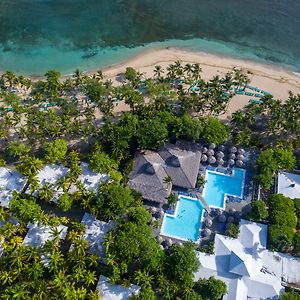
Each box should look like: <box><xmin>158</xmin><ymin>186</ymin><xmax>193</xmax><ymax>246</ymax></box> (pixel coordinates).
<box><xmin>236</xmin><ymin>160</ymin><xmax>243</xmax><ymax>167</ymax></box>
<box><xmin>201</xmin><ymin>154</ymin><xmax>208</xmax><ymax>162</ymax></box>
<box><xmin>151</xmin><ymin>217</ymin><xmax>156</xmax><ymax>224</ymax></box>
<box><xmin>207</xmin><ymin>149</ymin><xmax>214</xmax><ymax>156</ymax></box>
<box><xmin>178</xmin><ymin>242</ymin><xmax>183</xmax><ymax>246</ymax></box>
<box><xmin>203</xmin><ymin>228</ymin><xmax>211</xmax><ymax>237</ymax></box>
<box><xmin>230</xmin><ymin>146</ymin><xmax>237</xmax><ymax>153</ymax></box>
<box><xmin>202</xmin><ymin>147</ymin><xmax>208</xmax><ymax>154</ymax></box>
<box><xmin>209</xmin><ymin>143</ymin><xmax>216</xmax><ymax>149</ymax></box>
<box><xmin>238</xmin><ymin>148</ymin><xmax>245</xmax><ymax>155</ymax></box>
<box><xmin>216</xmin><ymin>151</ymin><xmax>225</xmax><ymax>159</ymax></box>
<box><xmin>237</xmin><ymin>154</ymin><xmax>244</xmax><ymax>161</ymax></box>
<box><xmin>218</xmin><ymin>145</ymin><xmax>226</xmax><ymax>152</ymax></box>
<box><xmin>208</xmin><ymin>156</ymin><xmax>216</xmax><ymax>164</ymax></box>
<box><xmin>218</xmin><ymin>158</ymin><xmax>224</xmax><ymax>166</ymax></box>
<box><xmin>228</xmin><ymin>159</ymin><xmax>235</xmax><ymax>166</ymax></box>
<box><xmin>218</xmin><ymin>214</ymin><xmax>226</xmax><ymax>223</ymax></box>
<box><xmin>205</xmin><ymin>218</ymin><xmax>213</xmax><ymax>227</ymax></box>
<box><xmin>166</xmin><ymin>238</ymin><xmax>173</xmax><ymax>247</ymax></box>
<box><xmin>228</xmin><ymin>216</ymin><xmax>235</xmax><ymax>223</ymax></box>
<box><xmin>157</xmin><ymin>236</ymin><xmax>163</xmax><ymax>243</ymax></box>
<box><xmin>216</xmin><ymin>208</ymin><xmax>223</xmax><ymax>215</ymax></box>
<box><xmin>229</xmin><ymin>208</ymin><xmax>236</xmax><ymax>215</ymax></box>
<box><xmin>160</xmin><ymin>245</ymin><xmax>164</xmax><ymax>250</ymax></box>
<box><xmin>229</xmin><ymin>153</ymin><xmax>236</xmax><ymax>159</ymax></box>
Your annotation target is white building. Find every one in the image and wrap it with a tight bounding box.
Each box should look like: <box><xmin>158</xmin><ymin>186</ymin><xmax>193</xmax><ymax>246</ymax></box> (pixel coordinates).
<box><xmin>195</xmin><ymin>219</ymin><xmax>300</xmax><ymax>300</ymax></box>
<box><xmin>0</xmin><ymin>167</ymin><xmax>25</xmax><ymax>207</ymax></box>
<box><xmin>81</xmin><ymin>212</ymin><xmax>114</xmax><ymax>257</ymax></box>
<box><xmin>96</xmin><ymin>275</ymin><xmax>140</xmax><ymax>300</ymax></box>
<box><xmin>23</xmin><ymin>222</ymin><xmax>68</xmax><ymax>247</ymax></box>
<box><xmin>276</xmin><ymin>171</ymin><xmax>300</xmax><ymax>199</ymax></box>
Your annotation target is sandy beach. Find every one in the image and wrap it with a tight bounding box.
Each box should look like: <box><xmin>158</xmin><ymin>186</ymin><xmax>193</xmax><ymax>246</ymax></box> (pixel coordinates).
<box><xmin>96</xmin><ymin>47</ymin><xmax>300</xmax><ymax>119</ymax></box>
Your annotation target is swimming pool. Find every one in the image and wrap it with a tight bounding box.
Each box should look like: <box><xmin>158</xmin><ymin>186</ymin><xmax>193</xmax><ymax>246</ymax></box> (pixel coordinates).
<box><xmin>160</xmin><ymin>196</ymin><xmax>204</xmax><ymax>241</ymax></box>
<box><xmin>202</xmin><ymin>168</ymin><xmax>245</xmax><ymax>209</ymax></box>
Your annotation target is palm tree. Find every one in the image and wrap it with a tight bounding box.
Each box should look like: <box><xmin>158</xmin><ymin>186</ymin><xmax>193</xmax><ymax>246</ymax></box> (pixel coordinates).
<box><xmin>39</xmin><ymin>183</ymin><xmax>54</xmax><ymax>202</ymax></box>
<box><xmin>154</xmin><ymin>65</ymin><xmax>164</xmax><ymax>81</ymax></box>
<box><xmin>134</xmin><ymin>270</ymin><xmax>154</xmax><ymax>288</ymax></box>
<box><xmin>0</xmin><ymin>206</ymin><xmax>9</xmax><ymax>222</ymax></box>
<box><xmin>163</xmin><ymin>175</ymin><xmax>173</xmax><ymax>185</ymax></box>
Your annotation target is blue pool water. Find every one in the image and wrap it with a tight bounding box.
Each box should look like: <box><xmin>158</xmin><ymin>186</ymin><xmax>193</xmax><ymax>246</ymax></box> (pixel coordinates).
<box><xmin>203</xmin><ymin>168</ymin><xmax>245</xmax><ymax>208</ymax></box>
<box><xmin>161</xmin><ymin>196</ymin><xmax>204</xmax><ymax>241</ymax></box>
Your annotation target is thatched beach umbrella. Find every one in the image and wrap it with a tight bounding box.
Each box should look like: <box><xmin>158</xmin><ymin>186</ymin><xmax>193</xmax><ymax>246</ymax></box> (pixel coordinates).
<box><xmin>207</xmin><ymin>149</ymin><xmax>215</xmax><ymax>156</ymax></box>
<box><xmin>237</xmin><ymin>154</ymin><xmax>244</xmax><ymax>161</ymax></box>
<box><xmin>201</xmin><ymin>154</ymin><xmax>208</xmax><ymax>162</ymax></box>
<box><xmin>218</xmin><ymin>214</ymin><xmax>226</xmax><ymax>223</ymax></box>
<box><xmin>209</xmin><ymin>143</ymin><xmax>216</xmax><ymax>149</ymax></box>
<box><xmin>229</xmin><ymin>208</ymin><xmax>236</xmax><ymax>215</ymax></box>
<box><xmin>218</xmin><ymin>158</ymin><xmax>224</xmax><ymax>166</ymax></box>
<box><xmin>202</xmin><ymin>147</ymin><xmax>208</xmax><ymax>154</ymax></box>
<box><xmin>205</xmin><ymin>218</ymin><xmax>213</xmax><ymax>227</ymax></box>
<box><xmin>178</xmin><ymin>242</ymin><xmax>183</xmax><ymax>246</ymax></box>
<box><xmin>160</xmin><ymin>245</ymin><xmax>164</xmax><ymax>250</ymax></box>
<box><xmin>208</xmin><ymin>156</ymin><xmax>216</xmax><ymax>164</ymax></box>
<box><xmin>157</xmin><ymin>236</ymin><xmax>163</xmax><ymax>243</ymax></box>
<box><xmin>228</xmin><ymin>216</ymin><xmax>235</xmax><ymax>223</ymax></box>
<box><xmin>203</xmin><ymin>228</ymin><xmax>212</xmax><ymax>237</ymax></box>
<box><xmin>166</xmin><ymin>238</ymin><xmax>173</xmax><ymax>247</ymax></box>
<box><xmin>236</xmin><ymin>160</ymin><xmax>243</xmax><ymax>167</ymax></box>
<box><xmin>238</xmin><ymin>148</ymin><xmax>245</xmax><ymax>155</ymax></box>
<box><xmin>230</xmin><ymin>146</ymin><xmax>237</xmax><ymax>153</ymax></box>
<box><xmin>216</xmin><ymin>151</ymin><xmax>225</xmax><ymax>159</ymax></box>
<box><xmin>229</xmin><ymin>159</ymin><xmax>235</xmax><ymax>166</ymax></box>
<box><xmin>229</xmin><ymin>153</ymin><xmax>236</xmax><ymax>159</ymax></box>
<box><xmin>218</xmin><ymin>145</ymin><xmax>226</xmax><ymax>152</ymax></box>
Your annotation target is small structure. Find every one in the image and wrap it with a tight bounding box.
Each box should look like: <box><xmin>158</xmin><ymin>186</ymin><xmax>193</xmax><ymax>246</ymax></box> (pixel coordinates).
<box><xmin>23</xmin><ymin>222</ymin><xmax>68</xmax><ymax>247</ymax></box>
<box><xmin>97</xmin><ymin>275</ymin><xmax>140</xmax><ymax>300</ymax></box>
<box><xmin>195</xmin><ymin>219</ymin><xmax>300</xmax><ymax>300</ymax></box>
<box><xmin>276</xmin><ymin>171</ymin><xmax>300</xmax><ymax>199</ymax></box>
<box><xmin>0</xmin><ymin>167</ymin><xmax>25</xmax><ymax>207</ymax></box>
<box><xmin>81</xmin><ymin>212</ymin><xmax>114</xmax><ymax>257</ymax></box>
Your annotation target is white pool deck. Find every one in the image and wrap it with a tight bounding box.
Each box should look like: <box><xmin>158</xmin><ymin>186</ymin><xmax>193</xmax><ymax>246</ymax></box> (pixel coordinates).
<box><xmin>97</xmin><ymin>275</ymin><xmax>140</xmax><ymax>300</ymax></box>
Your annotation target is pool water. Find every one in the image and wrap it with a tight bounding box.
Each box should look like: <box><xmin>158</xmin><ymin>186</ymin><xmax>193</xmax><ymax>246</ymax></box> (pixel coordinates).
<box><xmin>161</xmin><ymin>196</ymin><xmax>204</xmax><ymax>241</ymax></box>
<box><xmin>203</xmin><ymin>168</ymin><xmax>245</xmax><ymax>208</ymax></box>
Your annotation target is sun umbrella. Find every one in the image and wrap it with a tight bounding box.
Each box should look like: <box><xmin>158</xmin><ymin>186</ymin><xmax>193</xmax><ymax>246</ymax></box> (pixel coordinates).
<box><xmin>209</xmin><ymin>143</ymin><xmax>216</xmax><ymax>149</ymax></box>
<box><xmin>166</xmin><ymin>238</ymin><xmax>173</xmax><ymax>247</ymax></box>
<box><xmin>202</xmin><ymin>147</ymin><xmax>208</xmax><ymax>154</ymax></box>
<box><xmin>229</xmin><ymin>208</ymin><xmax>236</xmax><ymax>215</ymax></box>
<box><xmin>237</xmin><ymin>154</ymin><xmax>244</xmax><ymax>161</ymax></box>
<box><xmin>230</xmin><ymin>146</ymin><xmax>237</xmax><ymax>153</ymax></box>
<box><xmin>208</xmin><ymin>156</ymin><xmax>216</xmax><ymax>164</ymax></box>
<box><xmin>218</xmin><ymin>214</ymin><xmax>226</xmax><ymax>223</ymax></box>
<box><xmin>207</xmin><ymin>149</ymin><xmax>215</xmax><ymax>156</ymax></box>
<box><xmin>216</xmin><ymin>208</ymin><xmax>223</xmax><ymax>215</ymax></box>
<box><xmin>201</xmin><ymin>154</ymin><xmax>208</xmax><ymax>162</ymax></box>
<box><xmin>236</xmin><ymin>160</ymin><xmax>243</xmax><ymax>167</ymax></box>
<box><xmin>228</xmin><ymin>159</ymin><xmax>235</xmax><ymax>166</ymax></box>
<box><xmin>216</xmin><ymin>151</ymin><xmax>225</xmax><ymax>159</ymax></box>
<box><xmin>205</xmin><ymin>218</ymin><xmax>213</xmax><ymax>227</ymax></box>
<box><xmin>157</xmin><ymin>236</ymin><xmax>163</xmax><ymax>243</ymax></box>
<box><xmin>229</xmin><ymin>153</ymin><xmax>236</xmax><ymax>159</ymax></box>
<box><xmin>238</xmin><ymin>148</ymin><xmax>245</xmax><ymax>155</ymax></box>
<box><xmin>203</xmin><ymin>228</ymin><xmax>211</xmax><ymax>237</ymax></box>
<box><xmin>218</xmin><ymin>158</ymin><xmax>224</xmax><ymax>166</ymax></box>
<box><xmin>218</xmin><ymin>145</ymin><xmax>226</xmax><ymax>152</ymax></box>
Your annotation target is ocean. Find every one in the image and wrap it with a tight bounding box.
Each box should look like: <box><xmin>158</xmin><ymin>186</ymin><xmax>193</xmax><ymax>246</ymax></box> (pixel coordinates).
<box><xmin>0</xmin><ymin>0</ymin><xmax>299</xmax><ymax>75</ymax></box>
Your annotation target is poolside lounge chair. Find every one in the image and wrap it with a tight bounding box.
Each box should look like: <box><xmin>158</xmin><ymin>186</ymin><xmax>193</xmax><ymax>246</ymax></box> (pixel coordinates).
<box><xmin>249</xmin><ymin>99</ymin><xmax>263</xmax><ymax>104</ymax></box>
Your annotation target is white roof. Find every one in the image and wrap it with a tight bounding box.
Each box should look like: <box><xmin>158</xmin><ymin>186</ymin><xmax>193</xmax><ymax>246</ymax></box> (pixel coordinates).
<box><xmin>97</xmin><ymin>275</ymin><xmax>140</xmax><ymax>300</ymax></box>
<box><xmin>81</xmin><ymin>212</ymin><xmax>113</xmax><ymax>256</ymax></box>
<box><xmin>0</xmin><ymin>167</ymin><xmax>25</xmax><ymax>207</ymax></box>
<box><xmin>195</xmin><ymin>219</ymin><xmax>291</xmax><ymax>300</ymax></box>
<box><xmin>37</xmin><ymin>164</ymin><xmax>69</xmax><ymax>186</ymax></box>
<box><xmin>277</xmin><ymin>171</ymin><xmax>300</xmax><ymax>199</ymax></box>
<box><xmin>23</xmin><ymin>222</ymin><xmax>68</xmax><ymax>247</ymax></box>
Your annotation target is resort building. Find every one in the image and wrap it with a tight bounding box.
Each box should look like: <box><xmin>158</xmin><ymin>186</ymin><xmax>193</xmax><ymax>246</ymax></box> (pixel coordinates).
<box><xmin>23</xmin><ymin>222</ymin><xmax>68</xmax><ymax>247</ymax></box>
<box><xmin>0</xmin><ymin>167</ymin><xmax>25</xmax><ymax>207</ymax></box>
<box><xmin>276</xmin><ymin>171</ymin><xmax>300</xmax><ymax>199</ymax></box>
<box><xmin>195</xmin><ymin>219</ymin><xmax>300</xmax><ymax>300</ymax></box>
<box><xmin>96</xmin><ymin>275</ymin><xmax>140</xmax><ymax>300</ymax></box>
<box><xmin>128</xmin><ymin>143</ymin><xmax>201</xmax><ymax>206</ymax></box>
<box><xmin>81</xmin><ymin>212</ymin><xmax>114</xmax><ymax>257</ymax></box>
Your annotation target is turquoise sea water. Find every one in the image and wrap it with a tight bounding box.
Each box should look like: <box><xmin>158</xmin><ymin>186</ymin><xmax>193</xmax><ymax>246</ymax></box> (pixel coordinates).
<box><xmin>0</xmin><ymin>0</ymin><xmax>300</xmax><ymax>75</ymax></box>
<box><xmin>203</xmin><ymin>168</ymin><xmax>245</xmax><ymax>208</ymax></box>
<box><xmin>161</xmin><ymin>196</ymin><xmax>204</xmax><ymax>241</ymax></box>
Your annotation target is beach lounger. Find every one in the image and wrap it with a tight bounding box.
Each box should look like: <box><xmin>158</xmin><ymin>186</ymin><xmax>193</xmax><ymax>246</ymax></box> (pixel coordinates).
<box><xmin>249</xmin><ymin>99</ymin><xmax>263</xmax><ymax>104</ymax></box>
<box><xmin>255</xmin><ymin>94</ymin><xmax>263</xmax><ymax>98</ymax></box>
<box><xmin>245</xmin><ymin>92</ymin><xmax>254</xmax><ymax>96</ymax></box>
<box><xmin>236</xmin><ymin>90</ymin><xmax>245</xmax><ymax>95</ymax></box>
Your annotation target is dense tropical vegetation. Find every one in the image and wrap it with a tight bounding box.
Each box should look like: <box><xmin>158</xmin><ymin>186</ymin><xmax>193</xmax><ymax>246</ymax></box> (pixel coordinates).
<box><xmin>0</xmin><ymin>61</ymin><xmax>299</xmax><ymax>298</ymax></box>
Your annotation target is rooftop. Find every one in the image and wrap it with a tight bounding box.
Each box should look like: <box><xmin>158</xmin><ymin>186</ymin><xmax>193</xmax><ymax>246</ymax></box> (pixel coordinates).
<box><xmin>96</xmin><ymin>275</ymin><xmax>140</xmax><ymax>300</ymax></box>
<box><xmin>277</xmin><ymin>171</ymin><xmax>300</xmax><ymax>199</ymax></box>
<box><xmin>194</xmin><ymin>219</ymin><xmax>300</xmax><ymax>300</ymax></box>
